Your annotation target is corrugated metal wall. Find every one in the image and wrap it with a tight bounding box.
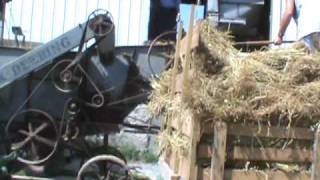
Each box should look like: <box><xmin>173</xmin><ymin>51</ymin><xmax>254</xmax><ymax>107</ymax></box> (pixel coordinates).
<box><xmin>3</xmin><ymin>0</ymin><xmax>150</xmax><ymax>46</ymax></box>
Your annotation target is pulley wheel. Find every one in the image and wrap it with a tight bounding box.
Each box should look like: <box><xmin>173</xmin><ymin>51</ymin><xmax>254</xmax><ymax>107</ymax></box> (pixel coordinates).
<box><xmin>51</xmin><ymin>59</ymin><xmax>83</xmax><ymax>93</ymax></box>
<box><xmin>88</xmin><ymin>9</ymin><xmax>114</xmax><ymax>37</ymax></box>
<box><xmin>6</xmin><ymin>109</ymin><xmax>59</xmax><ymax>165</ymax></box>
<box><xmin>77</xmin><ymin>155</ymin><xmax>129</xmax><ymax>180</ymax></box>
<box><xmin>91</xmin><ymin>94</ymin><xmax>105</xmax><ymax>108</ymax></box>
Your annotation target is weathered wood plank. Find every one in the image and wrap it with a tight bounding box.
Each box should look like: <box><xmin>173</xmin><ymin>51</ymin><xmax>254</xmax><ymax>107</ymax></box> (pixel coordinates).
<box><xmin>170</xmin><ymin>114</ymin><xmax>194</xmax><ymax>138</ymax></box>
<box><xmin>172</xmin><ymin>122</ymin><xmax>313</xmax><ymax>141</ymax></box>
<box><xmin>203</xmin><ymin>124</ymin><xmax>314</xmax><ymax>140</ymax></box>
<box><xmin>230</xmin><ymin>147</ymin><xmax>312</xmax><ymax>163</ymax></box>
<box><xmin>312</xmin><ymin>127</ymin><xmax>320</xmax><ymax>180</ymax></box>
<box><xmin>198</xmin><ymin>145</ymin><xmax>312</xmax><ymax>163</ymax></box>
<box><xmin>211</xmin><ymin>122</ymin><xmax>227</xmax><ymax>180</ymax></box>
<box><xmin>202</xmin><ymin>169</ymin><xmax>311</xmax><ymax>180</ymax></box>
<box><xmin>171</xmin><ymin>20</ymin><xmax>183</xmax><ymax>97</ymax></box>
<box><xmin>187</xmin><ymin>117</ymin><xmax>200</xmax><ymax>180</ymax></box>
<box><xmin>180</xmin><ymin>22</ymin><xmax>200</xmax><ymax>57</ymax></box>
<box><xmin>225</xmin><ymin>170</ymin><xmax>311</xmax><ymax>180</ymax></box>
<box><xmin>182</xmin><ymin>4</ymin><xmax>195</xmax><ymax>101</ymax></box>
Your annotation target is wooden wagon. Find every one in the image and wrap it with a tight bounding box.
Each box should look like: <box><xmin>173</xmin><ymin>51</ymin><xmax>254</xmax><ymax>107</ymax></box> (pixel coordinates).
<box><xmin>162</xmin><ymin>118</ymin><xmax>319</xmax><ymax>180</ymax></box>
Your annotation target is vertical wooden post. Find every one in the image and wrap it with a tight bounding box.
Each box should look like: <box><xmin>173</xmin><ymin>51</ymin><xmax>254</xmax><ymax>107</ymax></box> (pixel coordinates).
<box><xmin>171</xmin><ymin>20</ymin><xmax>183</xmax><ymax>97</ymax></box>
<box><xmin>188</xmin><ymin>118</ymin><xmax>201</xmax><ymax>180</ymax></box>
<box><xmin>171</xmin><ymin>118</ymin><xmax>200</xmax><ymax>180</ymax></box>
<box><xmin>312</xmin><ymin>127</ymin><xmax>320</xmax><ymax>180</ymax></box>
<box><xmin>170</xmin><ymin>20</ymin><xmax>183</xmax><ymax>177</ymax></box>
<box><xmin>211</xmin><ymin>122</ymin><xmax>227</xmax><ymax>180</ymax></box>
<box><xmin>182</xmin><ymin>4</ymin><xmax>195</xmax><ymax>101</ymax></box>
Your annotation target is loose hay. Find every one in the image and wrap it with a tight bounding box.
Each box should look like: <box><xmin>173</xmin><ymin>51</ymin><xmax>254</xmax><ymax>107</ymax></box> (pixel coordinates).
<box><xmin>148</xmin><ymin>21</ymin><xmax>320</xmax><ymax>163</ymax></box>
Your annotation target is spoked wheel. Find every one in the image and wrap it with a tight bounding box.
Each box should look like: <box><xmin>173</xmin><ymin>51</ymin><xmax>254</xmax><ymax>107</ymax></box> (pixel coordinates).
<box><xmin>51</xmin><ymin>59</ymin><xmax>83</xmax><ymax>93</ymax></box>
<box><xmin>88</xmin><ymin>9</ymin><xmax>114</xmax><ymax>37</ymax></box>
<box><xmin>77</xmin><ymin>155</ymin><xmax>130</xmax><ymax>180</ymax></box>
<box><xmin>6</xmin><ymin>109</ymin><xmax>59</xmax><ymax>165</ymax></box>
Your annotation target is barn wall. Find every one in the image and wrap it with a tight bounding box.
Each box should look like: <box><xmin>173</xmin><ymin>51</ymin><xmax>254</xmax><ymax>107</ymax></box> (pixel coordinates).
<box><xmin>3</xmin><ymin>0</ymin><xmax>150</xmax><ymax>46</ymax></box>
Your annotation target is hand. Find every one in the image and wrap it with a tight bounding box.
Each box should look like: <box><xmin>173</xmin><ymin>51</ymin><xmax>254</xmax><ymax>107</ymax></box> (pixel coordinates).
<box><xmin>274</xmin><ymin>36</ymin><xmax>283</xmax><ymax>45</ymax></box>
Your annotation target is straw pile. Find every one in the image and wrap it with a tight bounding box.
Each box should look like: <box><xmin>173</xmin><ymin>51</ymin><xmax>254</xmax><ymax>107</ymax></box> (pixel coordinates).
<box><xmin>148</xmin><ymin>20</ymin><xmax>320</xmax><ymax>156</ymax></box>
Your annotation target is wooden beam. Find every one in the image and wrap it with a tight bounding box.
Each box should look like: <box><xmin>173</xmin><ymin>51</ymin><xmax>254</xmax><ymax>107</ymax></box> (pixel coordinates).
<box><xmin>203</xmin><ymin>124</ymin><xmax>314</xmax><ymax>140</ymax></box>
<box><xmin>211</xmin><ymin>122</ymin><xmax>227</xmax><ymax>180</ymax></box>
<box><xmin>225</xmin><ymin>170</ymin><xmax>310</xmax><ymax>180</ymax></box>
<box><xmin>171</xmin><ymin>20</ymin><xmax>183</xmax><ymax>97</ymax></box>
<box><xmin>187</xmin><ymin>116</ymin><xmax>201</xmax><ymax>180</ymax></box>
<box><xmin>198</xmin><ymin>146</ymin><xmax>312</xmax><ymax>163</ymax></box>
<box><xmin>171</xmin><ymin>21</ymin><xmax>183</xmax><ymax>172</ymax></box>
<box><xmin>182</xmin><ymin>4</ymin><xmax>195</xmax><ymax>101</ymax></box>
<box><xmin>202</xmin><ymin>169</ymin><xmax>311</xmax><ymax>180</ymax></box>
<box><xmin>230</xmin><ymin>147</ymin><xmax>312</xmax><ymax>163</ymax></box>
<box><xmin>180</xmin><ymin>24</ymin><xmax>200</xmax><ymax>56</ymax></box>
<box><xmin>312</xmin><ymin>127</ymin><xmax>320</xmax><ymax>180</ymax></box>
<box><xmin>172</xmin><ymin>103</ymin><xmax>201</xmax><ymax>180</ymax></box>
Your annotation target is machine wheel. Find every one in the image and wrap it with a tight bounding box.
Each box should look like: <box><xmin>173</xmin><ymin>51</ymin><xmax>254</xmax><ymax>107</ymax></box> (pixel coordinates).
<box><xmin>6</xmin><ymin>109</ymin><xmax>59</xmax><ymax>165</ymax></box>
<box><xmin>51</xmin><ymin>59</ymin><xmax>83</xmax><ymax>93</ymax></box>
<box><xmin>77</xmin><ymin>155</ymin><xmax>130</xmax><ymax>180</ymax></box>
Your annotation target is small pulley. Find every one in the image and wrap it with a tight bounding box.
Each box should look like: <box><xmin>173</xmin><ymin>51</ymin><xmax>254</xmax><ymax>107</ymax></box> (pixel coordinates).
<box><xmin>91</xmin><ymin>94</ymin><xmax>105</xmax><ymax>108</ymax></box>
<box><xmin>88</xmin><ymin>9</ymin><xmax>114</xmax><ymax>37</ymax></box>
<box><xmin>67</xmin><ymin>99</ymin><xmax>81</xmax><ymax>115</ymax></box>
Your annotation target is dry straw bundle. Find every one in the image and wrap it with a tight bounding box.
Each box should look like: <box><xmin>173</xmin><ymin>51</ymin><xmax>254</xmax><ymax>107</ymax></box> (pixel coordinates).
<box><xmin>149</xmin><ymin>20</ymin><xmax>320</xmax><ymax>155</ymax></box>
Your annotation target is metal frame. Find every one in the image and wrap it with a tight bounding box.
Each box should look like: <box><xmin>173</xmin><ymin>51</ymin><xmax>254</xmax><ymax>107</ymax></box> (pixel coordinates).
<box><xmin>0</xmin><ymin>21</ymin><xmax>96</xmax><ymax>89</ymax></box>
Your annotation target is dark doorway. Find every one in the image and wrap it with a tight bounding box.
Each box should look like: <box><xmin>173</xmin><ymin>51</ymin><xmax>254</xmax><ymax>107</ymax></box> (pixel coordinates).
<box><xmin>148</xmin><ymin>0</ymin><xmax>178</xmax><ymax>41</ymax></box>
<box><xmin>148</xmin><ymin>0</ymin><xmax>207</xmax><ymax>41</ymax></box>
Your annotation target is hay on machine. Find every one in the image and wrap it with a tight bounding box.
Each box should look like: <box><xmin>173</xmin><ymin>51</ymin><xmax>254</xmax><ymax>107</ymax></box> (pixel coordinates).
<box><xmin>148</xmin><ymin>20</ymin><xmax>320</xmax><ymax>177</ymax></box>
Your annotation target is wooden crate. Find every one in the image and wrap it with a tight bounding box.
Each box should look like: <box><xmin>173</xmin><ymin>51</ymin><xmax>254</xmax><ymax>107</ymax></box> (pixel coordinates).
<box><xmin>163</xmin><ymin>119</ymin><xmax>320</xmax><ymax>180</ymax></box>
<box><xmin>165</xmin><ymin>7</ymin><xmax>320</xmax><ymax>179</ymax></box>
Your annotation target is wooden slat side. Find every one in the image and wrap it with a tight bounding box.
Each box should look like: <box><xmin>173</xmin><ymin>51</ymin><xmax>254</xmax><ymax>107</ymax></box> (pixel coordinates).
<box><xmin>201</xmin><ymin>169</ymin><xmax>311</xmax><ymax>180</ymax></box>
<box><xmin>311</xmin><ymin>127</ymin><xmax>320</xmax><ymax>180</ymax></box>
<box><xmin>198</xmin><ymin>145</ymin><xmax>312</xmax><ymax>163</ymax></box>
<box><xmin>230</xmin><ymin>147</ymin><xmax>312</xmax><ymax>163</ymax></box>
<box><xmin>204</xmin><ymin>124</ymin><xmax>314</xmax><ymax>140</ymax></box>
<box><xmin>225</xmin><ymin>170</ymin><xmax>311</xmax><ymax>180</ymax></box>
